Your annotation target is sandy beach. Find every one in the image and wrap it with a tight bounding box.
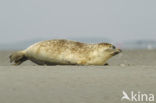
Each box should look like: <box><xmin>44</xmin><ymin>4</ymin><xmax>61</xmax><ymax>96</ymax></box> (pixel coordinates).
<box><xmin>0</xmin><ymin>50</ymin><xmax>156</xmax><ymax>103</ymax></box>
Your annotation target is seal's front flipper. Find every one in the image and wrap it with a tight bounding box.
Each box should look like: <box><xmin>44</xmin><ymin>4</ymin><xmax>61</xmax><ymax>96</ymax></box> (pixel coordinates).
<box><xmin>104</xmin><ymin>63</ymin><xmax>109</xmax><ymax>66</ymax></box>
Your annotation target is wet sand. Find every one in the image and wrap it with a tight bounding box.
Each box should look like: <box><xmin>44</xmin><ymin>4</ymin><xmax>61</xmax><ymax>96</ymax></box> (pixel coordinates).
<box><xmin>0</xmin><ymin>50</ymin><xmax>156</xmax><ymax>103</ymax></box>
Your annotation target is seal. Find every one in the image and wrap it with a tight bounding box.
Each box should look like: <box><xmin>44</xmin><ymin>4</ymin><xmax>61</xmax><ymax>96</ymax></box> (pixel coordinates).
<box><xmin>9</xmin><ymin>39</ymin><xmax>121</xmax><ymax>65</ymax></box>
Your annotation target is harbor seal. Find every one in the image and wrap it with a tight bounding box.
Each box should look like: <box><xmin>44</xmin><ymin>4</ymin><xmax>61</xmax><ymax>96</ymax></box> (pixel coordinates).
<box><xmin>9</xmin><ymin>39</ymin><xmax>121</xmax><ymax>65</ymax></box>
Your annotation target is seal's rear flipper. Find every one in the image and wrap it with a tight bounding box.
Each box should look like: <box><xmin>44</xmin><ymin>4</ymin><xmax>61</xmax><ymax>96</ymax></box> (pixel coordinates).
<box><xmin>9</xmin><ymin>51</ymin><xmax>27</xmax><ymax>65</ymax></box>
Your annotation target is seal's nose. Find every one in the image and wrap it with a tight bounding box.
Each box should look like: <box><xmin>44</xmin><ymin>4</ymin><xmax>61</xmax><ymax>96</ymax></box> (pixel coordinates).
<box><xmin>112</xmin><ymin>49</ymin><xmax>122</xmax><ymax>56</ymax></box>
<box><xmin>117</xmin><ymin>49</ymin><xmax>122</xmax><ymax>53</ymax></box>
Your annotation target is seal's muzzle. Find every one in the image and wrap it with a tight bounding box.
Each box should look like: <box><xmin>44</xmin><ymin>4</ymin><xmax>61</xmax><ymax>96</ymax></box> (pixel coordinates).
<box><xmin>112</xmin><ymin>49</ymin><xmax>122</xmax><ymax>56</ymax></box>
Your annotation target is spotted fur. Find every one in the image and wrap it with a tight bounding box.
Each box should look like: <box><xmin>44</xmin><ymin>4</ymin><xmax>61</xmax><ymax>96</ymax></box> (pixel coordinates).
<box><xmin>9</xmin><ymin>39</ymin><xmax>121</xmax><ymax>65</ymax></box>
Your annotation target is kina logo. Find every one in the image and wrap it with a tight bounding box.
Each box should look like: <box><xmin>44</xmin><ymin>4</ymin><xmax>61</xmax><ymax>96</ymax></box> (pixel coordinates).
<box><xmin>121</xmin><ymin>90</ymin><xmax>154</xmax><ymax>102</ymax></box>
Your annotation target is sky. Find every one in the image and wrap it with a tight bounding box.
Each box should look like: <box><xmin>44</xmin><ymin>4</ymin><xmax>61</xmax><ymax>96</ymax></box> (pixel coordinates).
<box><xmin>0</xmin><ymin>0</ymin><xmax>156</xmax><ymax>44</ymax></box>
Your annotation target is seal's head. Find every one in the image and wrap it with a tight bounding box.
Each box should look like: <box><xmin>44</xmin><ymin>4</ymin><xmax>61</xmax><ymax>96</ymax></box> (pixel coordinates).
<box><xmin>98</xmin><ymin>43</ymin><xmax>121</xmax><ymax>53</ymax></box>
<box><xmin>97</xmin><ymin>43</ymin><xmax>122</xmax><ymax>62</ymax></box>
<box><xmin>105</xmin><ymin>44</ymin><xmax>121</xmax><ymax>56</ymax></box>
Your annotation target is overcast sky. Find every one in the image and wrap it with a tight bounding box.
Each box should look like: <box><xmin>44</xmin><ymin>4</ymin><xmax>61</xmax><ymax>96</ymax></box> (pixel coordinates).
<box><xmin>0</xmin><ymin>0</ymin><xmax>156</xmax><ymax>44</ymax></box>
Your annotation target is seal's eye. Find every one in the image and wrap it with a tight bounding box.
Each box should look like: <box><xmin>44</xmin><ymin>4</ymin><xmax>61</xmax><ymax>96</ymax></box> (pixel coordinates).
<box><xmin>111</xmin><ymin>45</ymin><xmax>116</xmax><ymax>49</ymax></box>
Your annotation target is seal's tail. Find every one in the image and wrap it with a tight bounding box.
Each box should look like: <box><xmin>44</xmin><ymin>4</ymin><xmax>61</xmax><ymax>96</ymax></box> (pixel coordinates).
<box><xmin>9</xmin><ymin>51</ymin><xmax>27</xmax><ymax>65</ymax></box>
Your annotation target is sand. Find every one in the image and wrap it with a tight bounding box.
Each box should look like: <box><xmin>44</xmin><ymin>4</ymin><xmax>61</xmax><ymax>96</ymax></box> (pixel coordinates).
<box><xmin>0</xmin><ymin>50</ymin><xmax>156</xmax><ymax>103</ymax></box>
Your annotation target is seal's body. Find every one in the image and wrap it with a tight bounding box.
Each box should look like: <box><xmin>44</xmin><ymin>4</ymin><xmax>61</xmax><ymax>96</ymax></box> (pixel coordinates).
<box><xmin>10</xmin><ymin>39</ymin><xmax>121</xmax><ymax>65</ymax></box>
